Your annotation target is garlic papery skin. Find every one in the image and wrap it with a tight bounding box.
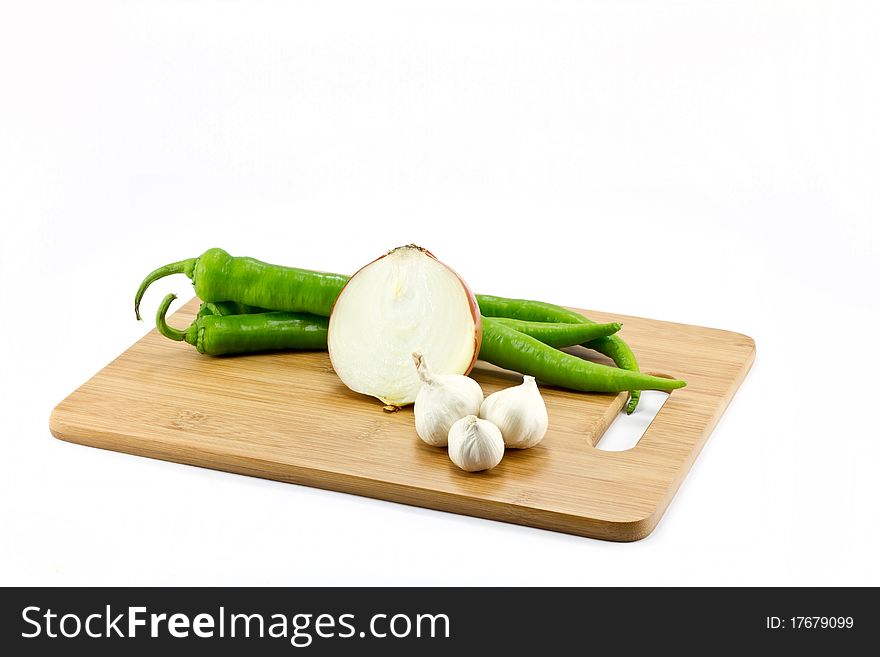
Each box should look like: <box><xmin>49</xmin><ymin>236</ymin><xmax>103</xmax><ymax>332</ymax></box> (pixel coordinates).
<box><xmin>447</xmin><ymin>415</ymin><xmax>504</xmax><ymax>472</ymax></box>
<box><xmin>479</xmin><ymin>375</ymin><xmax>549</xmax><ymax>449</ymax></box>
<box><xmin>413</xmin><ymin>352</ymin><xmax>484</xmax><ymax>446</ymax></box>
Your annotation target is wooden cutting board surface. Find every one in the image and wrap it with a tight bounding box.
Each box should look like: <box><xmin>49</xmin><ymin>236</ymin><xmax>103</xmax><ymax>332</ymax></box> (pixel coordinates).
<box><xmin>50</xmin><ymin>298</ymin><xmax>754</xmax><ymax>541</ymax></box>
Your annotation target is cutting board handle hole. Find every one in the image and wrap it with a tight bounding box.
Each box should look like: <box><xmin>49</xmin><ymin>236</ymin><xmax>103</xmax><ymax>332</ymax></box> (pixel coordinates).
<box><xmin>595</xmin><ymin>390</ymin><xmax>671</xmax><ymax>452</ymax></box>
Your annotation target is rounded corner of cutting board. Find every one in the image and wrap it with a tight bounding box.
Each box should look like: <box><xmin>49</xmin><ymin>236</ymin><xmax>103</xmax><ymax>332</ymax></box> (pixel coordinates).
<box><xmin>711</xmin><ymin>327</ymin><xmax>757</xmax><ymax>360</ymax></box>
<box><xmin>728</xmin><ymin>330</ymin><xmax>756</xmax><ymax>358</ymax></box>
<box><xmin>48</xmin><ymin>402</ymin><xmax>75</xmax><ymax>443</ymax></box>
<box><xmin>606</xmin><ymin>511</ymin><xmax>662</xmax><ymax>542</ymax></box>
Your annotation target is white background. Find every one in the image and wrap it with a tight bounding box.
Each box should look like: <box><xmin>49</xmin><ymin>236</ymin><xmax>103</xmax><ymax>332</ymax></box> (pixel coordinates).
<box><xmin>1</xmin><ymin>1</ymin><xmax>878</xmax><ymax>586</ymax></box>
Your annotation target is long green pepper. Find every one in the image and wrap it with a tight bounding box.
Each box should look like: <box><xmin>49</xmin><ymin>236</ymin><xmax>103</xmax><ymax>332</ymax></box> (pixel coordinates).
<box><xmin>156</xmin><ymin>294</ymin><xmax>328</xmax><ymax>356</ymax></box>
<box><xmin>186</xmin><ymin>303</ymin><xmax>621</xmax><ymax>356</ymax></box>
<box><xmin>135</xmin><ymin>248</ymin><xmax>348</xmax><ymax>320</ymax></box>
<box><xmin>486</xmin><ymin>317</ymin><xmax>622</xmax><ymax>348</ymax></box>
<box><xmin>475</xmin><ymin>295</ymin><xmax>644</xmax><ymax>413</ymax></box>
<box><xmin>197</xmin><ymin>300</ymin><xmax>267</xmax><ymax>319</ymax></box>
<box><xmin>480</xmin><ymin>317</ymin><xmax>685</xmax><ymax>394</ymax></box>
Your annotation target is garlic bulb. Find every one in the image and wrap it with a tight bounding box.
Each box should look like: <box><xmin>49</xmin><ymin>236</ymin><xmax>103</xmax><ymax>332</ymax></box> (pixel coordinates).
<box><xmin>479</xmin><ymin>375</ymin><xmax>549</xmax><ymax>449</ymax></box>
<box><xmin>412</xmin><ymin>352</ymin><xmax>484</xmax><ymax>446</ymax></box>
<box><xmin>447</xmin><ymin>415</ymin><xmax>504</xmax><ymax>472</ymax></box>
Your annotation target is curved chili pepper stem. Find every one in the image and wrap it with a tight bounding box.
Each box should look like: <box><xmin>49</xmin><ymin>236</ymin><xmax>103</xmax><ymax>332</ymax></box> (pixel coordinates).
<box><xmin>134</xmin><ymin>257</ymin><xmax>198</xmax><ymax>320</ymax></box>
<box><xmin>155</xmin><ymin>294</ymin><xmax>189</xmax><ymax>342</ymax></box>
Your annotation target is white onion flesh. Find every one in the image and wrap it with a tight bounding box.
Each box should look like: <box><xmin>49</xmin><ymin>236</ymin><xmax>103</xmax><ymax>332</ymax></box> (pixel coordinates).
<box><xmin>328</xmin><ymin>246</ymin><xmax>481</xmax><ymax>406</ymax></box>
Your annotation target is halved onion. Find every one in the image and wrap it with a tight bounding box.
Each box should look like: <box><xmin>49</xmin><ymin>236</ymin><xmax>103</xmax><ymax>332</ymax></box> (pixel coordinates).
<box><xmin>328</xmin><ymin>245</ymin><xmax>481</xmax><ymax>406</ymax></box>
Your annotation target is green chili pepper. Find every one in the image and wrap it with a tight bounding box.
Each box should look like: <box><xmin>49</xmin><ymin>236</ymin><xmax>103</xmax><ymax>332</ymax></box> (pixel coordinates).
<box><xmin>183</xmin><ymin>302</ymin><xmax>619</xmax><ymax>357</ymax></box>
<box><xmin>156</xmin><ymin>294</ymin><xmax>328</xmax><ymax>356</ymax></box>
<box><xmin>176</xmin><ymin>301</ymin><xmax>677</xmax><ymax>395</ymax></box>
<box><xmin>475</xmin><ymin>294</ymin><xmax>643</xmax><ymax>413</ymax></box>
<box><xmin>479</xmin><ymin>317</ymin><xmax>685</xmax><ymax>394</ymax></box>
<box><xmin>487</xmin><ymin>317</ymin><xmax>622</xmax><ymax>348</ymax></box>
<box><xmin>197</xmin><ymin>300</ymin><xmax>268</xmax><ymax>319</ymax></box>
<box><xmin>135</xmin><ymin>248</ymin><xmax>349</xmax><ymax>321</ymax></box>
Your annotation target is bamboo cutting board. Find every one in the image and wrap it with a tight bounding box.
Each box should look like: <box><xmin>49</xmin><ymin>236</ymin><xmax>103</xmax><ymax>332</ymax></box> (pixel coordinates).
<box><xmin>50</xmin><ymin>299</ymin><xmax>754</xmax><ymax>541</ymax></box>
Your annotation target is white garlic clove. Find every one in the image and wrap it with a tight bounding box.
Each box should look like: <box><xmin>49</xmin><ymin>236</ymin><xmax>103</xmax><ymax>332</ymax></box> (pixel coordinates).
<box><xmin>412</xmin><ymin>352</ymin><xmax>484</xmax><ymax>446</ymax></box>
<box><xmin>479</xmin><ymin>375</ymin><xmax>549</xmax><ymax>449</ymax></box>
<box><xmin>447</xmin><ymin>415</ymin><xmax>504</xmax><ymax>472</ymax></box>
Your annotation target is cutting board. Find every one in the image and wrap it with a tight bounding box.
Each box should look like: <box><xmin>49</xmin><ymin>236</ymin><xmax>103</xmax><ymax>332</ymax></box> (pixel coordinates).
<box><xmin>50</xmin><ymin>298</ymin><xmax>754</xmax><ymax>541</ymax></box>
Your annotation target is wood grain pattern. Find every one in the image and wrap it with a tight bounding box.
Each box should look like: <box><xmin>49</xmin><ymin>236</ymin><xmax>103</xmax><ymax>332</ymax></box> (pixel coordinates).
<box><xmin>49</xmin><ymin>298</ymin><xmax>754</xmax><ymax>541</ymax></box>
